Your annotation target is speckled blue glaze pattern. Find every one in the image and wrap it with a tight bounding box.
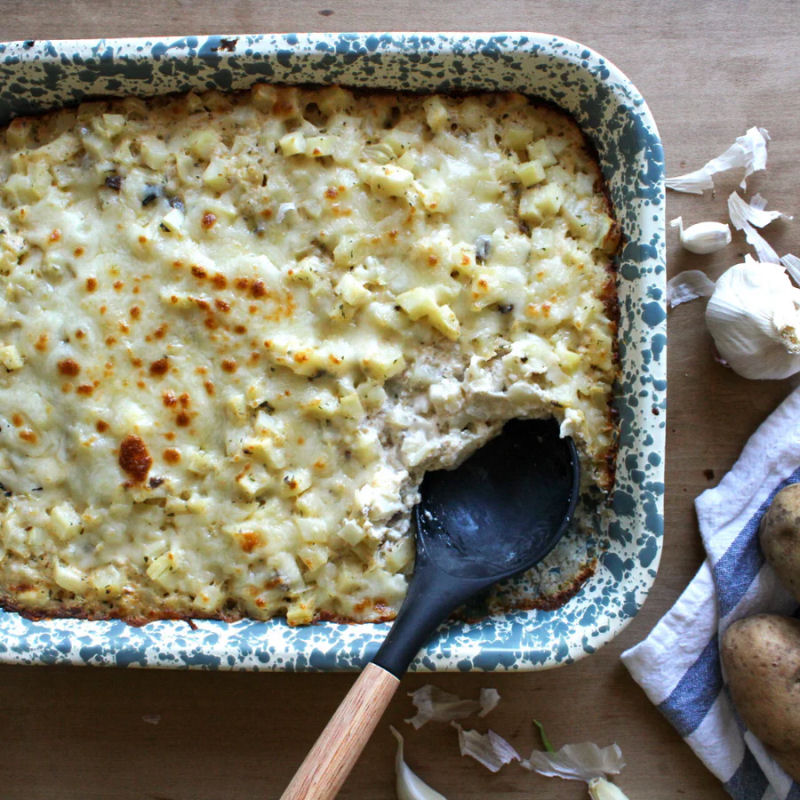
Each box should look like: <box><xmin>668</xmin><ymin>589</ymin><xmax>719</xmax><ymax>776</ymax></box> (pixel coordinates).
<box><xmin>0</xmin><ymin>33</ymin><xmax>666</xmax><ymax>671</ymax></box>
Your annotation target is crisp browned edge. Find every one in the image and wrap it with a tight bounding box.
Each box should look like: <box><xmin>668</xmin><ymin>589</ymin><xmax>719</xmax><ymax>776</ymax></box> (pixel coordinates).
<box><xmin>0</xmin><ymin>84</ymin><xmax>621</xmax><ymax>628</ymax></box>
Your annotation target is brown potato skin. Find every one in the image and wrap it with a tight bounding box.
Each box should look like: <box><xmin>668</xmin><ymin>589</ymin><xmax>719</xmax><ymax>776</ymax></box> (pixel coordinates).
<box><xmin>759</xmin><ymin>484</ymin><xmax>800</xmax><ymax>602</ymax></box>
<box><xmin>722</xmin><ymin>614</ymin><xmax>800</xmax><ymax>779</ymax></box>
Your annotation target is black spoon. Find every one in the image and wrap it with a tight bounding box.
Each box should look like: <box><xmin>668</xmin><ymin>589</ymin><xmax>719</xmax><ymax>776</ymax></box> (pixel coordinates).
<box><xmin>280</xmin><ymin>418</ymin><xmax>580</xmax><ymax>800</ymax></box>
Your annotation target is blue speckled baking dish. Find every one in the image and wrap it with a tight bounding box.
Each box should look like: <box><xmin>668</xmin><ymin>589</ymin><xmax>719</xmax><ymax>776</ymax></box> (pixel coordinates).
<box><xmin>0</xmin><ymin>33</ymin><xmax>666</xmax><ymax>671</ymax></box>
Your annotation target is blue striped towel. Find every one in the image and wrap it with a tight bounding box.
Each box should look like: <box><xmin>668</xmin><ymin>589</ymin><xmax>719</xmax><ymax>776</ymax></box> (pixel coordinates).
<box><xmin>622</xmin><ymin>386</ymin><xmax>800</xmax><ymax>800</ymax></box>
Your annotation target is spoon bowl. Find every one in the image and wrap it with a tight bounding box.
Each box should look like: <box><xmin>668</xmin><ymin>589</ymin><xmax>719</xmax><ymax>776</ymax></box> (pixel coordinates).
<box><xmin>280</xmin><ymin>417</ymin><xmax>580</xmax><ymax>800</ymax></box>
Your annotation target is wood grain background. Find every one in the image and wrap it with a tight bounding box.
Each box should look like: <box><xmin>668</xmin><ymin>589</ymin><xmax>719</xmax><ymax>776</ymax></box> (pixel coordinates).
<box><xmin>0</xmin><ymin>3</ymin><xmax>799</xmax><ymax>798</ymax></box>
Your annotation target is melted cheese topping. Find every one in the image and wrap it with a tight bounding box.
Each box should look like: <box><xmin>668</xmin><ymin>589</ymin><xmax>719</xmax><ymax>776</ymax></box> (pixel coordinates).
<box><xmin>0</xmin><ymin>86</ymin><xmax>619</xmax><ymax>624</ymax></box>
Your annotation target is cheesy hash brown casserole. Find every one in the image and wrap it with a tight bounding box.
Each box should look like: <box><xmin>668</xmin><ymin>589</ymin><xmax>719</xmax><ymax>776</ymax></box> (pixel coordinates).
<box><xmin>0</xmin><ymin>85</ymin><xmax>619</xmax><ymax>624</ymax></box>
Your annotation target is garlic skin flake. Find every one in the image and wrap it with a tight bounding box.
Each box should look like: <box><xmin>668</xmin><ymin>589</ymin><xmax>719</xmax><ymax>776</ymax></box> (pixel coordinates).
<box><xmin>405</xmin><ymin>685</ymin><xmax>483</xmax><ymax>729</ymax></box>
<box><xmin>727</xmin><ymin>191</ymin><xmax>791</xmax><ymax>263</ymax></box>
<box><xmin>390</xmin><ymin>726</ymin><xmax>448</xmax><ymax>800</ymax></box>
<box><xmin>781</xmin><ymin>254</ymin><xmax>800</xmax><ymax>287</ymax></box>
<box><xmin>666</xmin><ymin>126</ymin><xmax>769</xmax><ymax>194</ymax></box>
<box><xmin>478</xmin><ymin>688</ymin><xmax>501</xmax><ymax>718</ymax></box>
<box><xmin>522</xmin><ymin>741</ymin><xmax>626</xmax><ymax>781</ymax></box>
<box><xmin>670</xmin><ymin>216</ymin><xmax>731</xmax><ymax>254</ymax></box>
<box><xmin>667</xmin><ymin>270</ymin><xmax>716</xmax><ymax>309</ymax></box>
<box><xmin>451</xmin><ymin>722</ymin><xmax>520</xmax><ymax>773</ymax></box>
<box><xmin>705</xmin><ymin>261</ymin><xmax>800</xmax><ymax>380</ymax></box>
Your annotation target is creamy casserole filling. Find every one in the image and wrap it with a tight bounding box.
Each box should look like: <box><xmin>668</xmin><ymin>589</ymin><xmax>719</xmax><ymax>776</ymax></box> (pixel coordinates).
<box><xmin>0</xmin><ymin>85</ymin><xmax>619</xmax><ymax>624</ymax></box>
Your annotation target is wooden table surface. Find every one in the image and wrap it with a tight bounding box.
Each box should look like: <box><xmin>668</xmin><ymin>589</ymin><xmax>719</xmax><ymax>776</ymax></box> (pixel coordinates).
<box><xmin>1</xmin><ymin>3</ymin><xmax>799</xmax><ymax>798</ymax></box>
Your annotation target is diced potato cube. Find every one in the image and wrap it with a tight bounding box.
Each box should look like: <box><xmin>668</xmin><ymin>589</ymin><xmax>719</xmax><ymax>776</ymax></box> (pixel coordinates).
<box><xmin>353</xmin><ymin>428</ymin><xmax>380</xmax><ymax>463</ymax></box>
<box><xmin>225</xmin><ymin>393</ymin><xmax>248</xmax><ymax>422</ymax></box>
<box><xmin>194</xmin><ymin>584</ymin><xmax>223</xmax><ymax>612</ymax></box>
<box><xmin>396</xmin><ymin>286</ymin><xmax>437</xmax><ymax>319</ymax></box>
<box><xmin>100</xmin><ymin>114</ymin><xmax>126</xmax><ymax>138</ymax></box>
<box><xmin>160</xmin><ymin>207</ymin><xmax>184</xmax><ymax>234</ymax></box>
<box><xmin>203</xmin><ymin>159</ymin><xmax>230</xmax><ymax>191</ymax></box>
<box><xmin>305</xmin><ymin>136</ymin><xmax>333</xmax><ymax>157</ymax></box>
<box><xmin>557</xmin><ymin>342</ymin><xmax>583</xmax><ymax>373</ymax></box>
<box><xmin>356</xmin><ymin>380</ymin><xmax>387</xmax><ymax>411</ymax></box>
<box><xmin>298</xmin><ymin>544</ymin><xmax>329</xmax><ymax>573</ymax></box>
<box><xmin>6</xmin><ymin>118</ymin><xmax>32</xmax><ymax>148</ymax></box>
<box><xmin>251</xmin><ymin>84</ymin><xmax>278</xmax><ymax>111</ymax></box>
<box><xmin>382</xmin><ymin>537</ymin><xmax>413</xmax><ymax>572</ymax></box>
<box><xmin>338</xmin><ymin>392</ymin><xmax>365</xmax><ymax>422</ymax></box>
<box><xmin>339</xmin><ymin>520</ymin><xmax>366</xmax><ymax>547</ymax></box>
<box><xmin>516</xmin><ymin>159</ymin><xmax>546</xmax><ymax>187</ymax></box>
<box><xmin>527</xmin><ymin>139</ymin><xmax>558</xmax><ymax>167</ymax></box>
<box><xmin>503</xmin><ymin>124</ymin><xmax>534</xmax><ymax>150</ymax></box>
<box><xmin>187</xmin><ymin>129</ymin><xmax>220</xmax><ymax>160</ymax></box>
<box><xmin>50</xmin><ymin>502</ymin><xmax>82</xmax><ymax>541</ymax></box>
<box><xmin>362</xmin><ymin>164</ymin><xmax>414</xmax><ymax>198</ymax></box>
<box><xmin>414</xmin><ymin>175</ymin><xmax>452</xmax><ymax>213</ymax></box>
<box><xmin>295</xmin><ymin>517</ymin><xmax>329</xmax><ymax>544</ymax></box>
<box><xmin>361</xmin><ymin>347</ymin><xmax>406</xmax><ymax>381</ymax></box>
<box><xmin>519</xmin><ymin>183</ymin><xmax>564</xmax><ymax>222</ymax></box>
<box><xmin>335</xmin><ymin>273</ymin><xmax>370</xmax><ymax>306</ymax></box>
<box><xmin>530</xmin><ymin>227</ymin><xmax>555</xmax><ymax>255</ymax></box>
<box><xmin>89</xmin><ymin>564</ymin><xmax>124</xmax><ymax>595</ymax></box>
<box><xmin>423</xmin><ymin>96</ymin><xmax>449</xmax><ymax>133</ymax></box>
<box><xmin>141</xmin><ymin>137</ymin><xmax>168</xmax><ymax>170</ymax></box>
<box><xmin>278</xmin><ymin>132</ymin><xmax>306</xmax><ymax>157</ymax></box>
<box><xmin>286</xmin><ymin>600</ymin><xmax>314</xmax><ymax>626</ymax></box>
<box><xmin>397</xmin><ymin>287</ymin><xmax>461</xmax><ymax>340</ymax></box>
<box><xmin>301</xmin><ymin>390</ymin><xmax>340</xmax><ymax>419</ymax></box>
<box><xmin>281</xmin><ymin>468</ymin><xmax>312</xmax><ymax>497</ymax></box>
<box><xmin>0</xmin><ymin>344</ymin><xmax>24</xmax><ymax>371</ymax></box>
<box><xmin>146</xmin><ymin>551</ymin><xmax>175</xmax><ymax>583</ymax></box>
<box><xmin>247</xmin><ymin>437</ymin><xmax>286</xmax><ymax>470</ymax></box>
<box><xmin>54</xmin><ymin>562</ymin><xmax>86</xmax><ymax>594</ymax></box>
<box><xmin>269</xmin><ymin>551</ymin><xmax>303</xmax><ymax>590</ymax></box>
<box><xmin>397</xmin><ymin>150</ymin><xmax>417</xmax><ymax>172</ymax></box>
<box><xmin>575</xmin><ymin>171</ymin><xmax>596</xmax><ymax>197</ymax></box>
<box><xmin>429</xmin><ymin>379</ymin><xmax>462</xmax><ymax>414</ymax></box>
<box><xmin>236</xmin><ymin>466</ymin><xmax>274</xmax><ymax>499</ymax></box>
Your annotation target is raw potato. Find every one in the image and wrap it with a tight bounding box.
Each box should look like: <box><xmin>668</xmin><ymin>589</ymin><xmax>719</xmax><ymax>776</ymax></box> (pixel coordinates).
<box><xmin>721</xmin><ymin>614</ymin><xmax>800</xmax><ymax>781</ymax></box>
<box><xmin>760</xmin><ymin>484</ymin><xmax>800</xmax><ymax>602</ymax></box>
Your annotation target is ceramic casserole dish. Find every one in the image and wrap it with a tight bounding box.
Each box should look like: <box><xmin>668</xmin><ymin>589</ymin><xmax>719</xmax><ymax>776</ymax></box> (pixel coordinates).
<box><xmin>0</xmin><ymin>32</ymin><xmax>666</xmax><ymax>671</ymax></box>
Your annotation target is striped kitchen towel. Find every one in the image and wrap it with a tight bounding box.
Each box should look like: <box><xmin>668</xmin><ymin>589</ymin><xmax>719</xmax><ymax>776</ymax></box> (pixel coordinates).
<box><xmin>621</xmin><ymin>385</ymin><xmax>800</xmax><ymax>800</ymax></box>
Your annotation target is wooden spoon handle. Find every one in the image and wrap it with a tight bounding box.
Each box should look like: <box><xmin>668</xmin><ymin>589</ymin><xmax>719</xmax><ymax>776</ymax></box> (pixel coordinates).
<box><xmin>279</xmin><ymin>662</ymin><xmax>400</xmax><ymax>800</ymax></box>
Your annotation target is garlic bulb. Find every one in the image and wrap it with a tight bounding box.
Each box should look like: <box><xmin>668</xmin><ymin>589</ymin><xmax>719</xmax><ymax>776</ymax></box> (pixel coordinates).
<box><xmin>705</xmin><ymin>261</ymin><xmax>800</xmax><ymax>379</ymax></box>
<box><xmin>671</xmin><ymin>217</ymin><xmax>731</xmax><ymax>254</ymax></box>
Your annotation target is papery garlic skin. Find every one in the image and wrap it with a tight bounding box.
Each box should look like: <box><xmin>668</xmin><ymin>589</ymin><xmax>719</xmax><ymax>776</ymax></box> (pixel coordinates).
<box><xmin>522</xmin><ymin>741</ymin><xmax>625</xmax><ymax>780</ymax></box>
<box><xmin>665</xmin><ymin>126</ymin><xmax>769</xmax><ymax>194</ymax></box>
<box><xmin>588</xmin><ymin>776</ymin><xmax>632</xmax><ymax>800</ymax></box>
<box><xmin>667</xmin><ymin>270</ymin><xmax>716</xmax><ymax>309</ymax></box>
<box><xmin>705</xmin><ymin>262</ymin><xmax>800</xmax><ymax>380</ymax></box>
<box><xmin>671</xmin><ymin>217</ymin><xmax>732</xmax><ymax>254</ymax></box>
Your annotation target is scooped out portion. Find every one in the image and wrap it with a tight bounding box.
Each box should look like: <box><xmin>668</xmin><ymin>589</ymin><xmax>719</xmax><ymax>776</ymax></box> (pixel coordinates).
<box><xmin>0</xmin><ymin>85</ymin><xmax>619</xmax><ymax>624</ymax></box>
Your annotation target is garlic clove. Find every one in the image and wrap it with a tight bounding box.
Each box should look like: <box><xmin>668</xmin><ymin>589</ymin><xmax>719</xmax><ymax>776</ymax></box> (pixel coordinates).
<box><xmin>390</xmin><ymin>725</ymin><xmax>448</xmax><ymax>800</ymax></box>
<box><xmin>670</xmin><ymin>216</ymin><xmax>731</xmax><ymax>254</ymax></box>
<box><xmin>588</xmin><ymin>776</ymin><xmax>633</xmax><ymax>800</ymax></box>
